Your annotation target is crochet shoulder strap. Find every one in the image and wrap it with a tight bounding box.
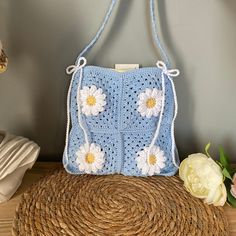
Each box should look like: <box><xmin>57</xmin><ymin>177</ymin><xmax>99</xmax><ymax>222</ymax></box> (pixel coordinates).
<box><xmin>77</xmin><ymin>0</ymin><xmax>171</xmax><ymax>67</ymax></box>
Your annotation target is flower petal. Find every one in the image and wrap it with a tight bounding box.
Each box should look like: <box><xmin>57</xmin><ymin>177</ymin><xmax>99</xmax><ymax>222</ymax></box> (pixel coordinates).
<box><xmin>80</xmin><ymin>85</ymin><xmax>106</xmax><ymax>116</ymax></box>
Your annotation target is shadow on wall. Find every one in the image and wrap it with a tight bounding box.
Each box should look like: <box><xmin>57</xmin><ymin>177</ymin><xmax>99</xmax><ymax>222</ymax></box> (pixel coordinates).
<box><xmin>93</xmin><ymin>0</ymin><xmax>133</xmax><ymax>64</ymax></box>
<box><xmin>222</xmin><ymin>0</ymin><xmax>236</xmax><ymax>14</ymax></box>
<box><xmin>155</xmin><ymin>0</ymin><xmax>199</xmax><ymax>159</ymax></box>
<box><xmin>220</xmin><ymin>0</ymin><xmax>236</xmax><ymax>160</ymax></box>
<box><xmin>6</xmin><ymin>0</ymin><xmax>209</xmax><ymax>161</ymax></box>
<box><xmin>7</xmin><ymin>0</ymin><xmax>86</xmax><ymax>161</ymax></box>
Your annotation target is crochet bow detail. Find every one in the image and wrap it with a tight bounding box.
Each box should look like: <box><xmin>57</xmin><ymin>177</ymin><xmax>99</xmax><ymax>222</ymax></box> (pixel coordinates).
<box><xmin>66</xmin><ymin>57</ymin><xmax>87</xmax><ymax>75</ymax></box>
<box><xmin>156</xmin><ymin>61</ymin><xmax>180</xmax><ymax>77</ymax></box>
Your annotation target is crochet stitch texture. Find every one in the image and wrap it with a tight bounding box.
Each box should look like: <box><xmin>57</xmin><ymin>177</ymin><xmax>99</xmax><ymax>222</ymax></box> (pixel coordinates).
<box><xmin>63</xmin><ymin>66</ymin><xmax>179</xmax><ymax>176</ymax></box>
<box><xmin>63</xmin><ymin>0</ymin><xmax>180</xmax><ymax>176</ymax></box>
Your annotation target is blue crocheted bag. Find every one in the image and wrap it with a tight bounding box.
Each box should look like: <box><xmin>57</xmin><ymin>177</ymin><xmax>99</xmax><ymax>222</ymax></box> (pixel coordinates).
<box><xmin>63</xmin><ymin>0</ymin><xmax>180</xmax><ymax>176</ymax></box>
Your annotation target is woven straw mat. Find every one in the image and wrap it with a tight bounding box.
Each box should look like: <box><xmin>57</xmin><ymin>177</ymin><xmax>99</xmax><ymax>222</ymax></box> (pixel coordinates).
<box><xmin>12</xmin><ymin>168</ymin><xmax>229</xmax><ymax>236</ymax></box>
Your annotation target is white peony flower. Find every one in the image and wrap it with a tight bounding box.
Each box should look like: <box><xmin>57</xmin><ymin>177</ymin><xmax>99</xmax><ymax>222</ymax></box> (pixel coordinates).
<box><xmin>79</xmin><ymin>85</ymin><xmax>106</xmax><ymax>116</ymax></box>
<box><xmin>179</xmin><ymin>153</ymin><xmax>227</xmax><ymax>206</ymax></box>
<box><xmin>137</xmin><ymin>88</ymin><xmax>163</xmax><ymax>118</ymax></box>
<box><xmin>136</xmin><ymin>145</ymin><xmax>166</xmax><ymax>175</ymax></box>
<box><xmin>76</xmin><ymin>143</ymin><xmax>105</xmax><ymax>174</ymax></box>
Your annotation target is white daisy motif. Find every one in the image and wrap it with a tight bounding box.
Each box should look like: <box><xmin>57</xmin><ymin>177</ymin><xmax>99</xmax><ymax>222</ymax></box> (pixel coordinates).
<box><xmin>76</xmin><ymin>143</ymin><xmax>105</xmax><ymax>174</ymax></box>
<box><xmin>137</xmin><ymin>88</ymin><xmax>163</xmax><ymax>118</ymax></box>
<box><xmin>80</xmin><ymin>85</ymin><xmax>106</xmax><ymax>116</ymax></box>
<box><xmin>136</xmin><ymin>145</ymin><xmax>166</xmax><ymax>175</ymax></box>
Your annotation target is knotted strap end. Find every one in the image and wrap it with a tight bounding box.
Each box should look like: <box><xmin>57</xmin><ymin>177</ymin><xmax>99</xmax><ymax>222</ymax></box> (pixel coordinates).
<box><xmin>156</xmin><ymin>61</ymin><xmax>180</xmax><ymax>77</ymax></box>
<box><xmin>66</xmin><ymin>57</ymin><xmax>87</xmax><ymax>75</ymax></box>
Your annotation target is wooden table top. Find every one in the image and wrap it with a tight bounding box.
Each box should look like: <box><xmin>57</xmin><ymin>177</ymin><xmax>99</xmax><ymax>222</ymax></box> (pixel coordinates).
<box><xmin>0</xmin><ymin>162</ymin><xmax>235</xmax><ymax>236</ymax></box>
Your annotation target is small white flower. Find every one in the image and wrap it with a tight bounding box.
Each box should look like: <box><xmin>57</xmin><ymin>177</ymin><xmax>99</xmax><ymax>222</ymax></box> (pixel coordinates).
<box><xmin>76</xmin><ymin>143</ymin><xmax>105</xmax><ymax>174</ymax></box>
<box><xmin>137</xmin><ymin>88</ymin><xmax>163</xmax><ymax>118</ymax></box>
<box><xmin>136</xmin><ymin>145</ymin><xmax>166</xmax><ymax>175</ymax></box>
<box><xmin>79</xmin><ymin>85</ymin><xmax>106</xmax><ymax>116</ymax></box>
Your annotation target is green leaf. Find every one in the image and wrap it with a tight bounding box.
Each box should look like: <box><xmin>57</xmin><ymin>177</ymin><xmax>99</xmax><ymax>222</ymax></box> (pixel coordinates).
<box><xmin>214</xmin><ymin>160</ymin><xmax>224</xmax><ymax>170</ymax></box>
<box><xmin>227</xmin><ymin>187</ymin><xmax>236</xmax><ymax>207</ymax></box>
<box><xmin>219</xmin><ymin>147</ymin><xmax>230</xmax><ymax>168</ymax></box>
<box><xmin>205</xmin><ymin>143</ymin><xmax>211</xmax><ymax>158</ymax></box>
<box><xmin>227</xmin><ymin>193</ymin><xmax>236</xmax><ymax>208</ymax></box>
<box><xmin>215</xmin><ymin>160</ymin><xmax>223</xmax><ymax>169</ymax></box>
<box><xmin>222</xmin><ymin>168</ymin><xmax>232</xmax><ymax>180</ymax></box>
<box><xmin>227</xmin><ymin>166</ymin><xmax>235</xmax><ymax>175</ymax></box>
<box><xmin>225</xmin><ymin>180</ymin><xmax>236</xmax><ymax>208</ymax></box>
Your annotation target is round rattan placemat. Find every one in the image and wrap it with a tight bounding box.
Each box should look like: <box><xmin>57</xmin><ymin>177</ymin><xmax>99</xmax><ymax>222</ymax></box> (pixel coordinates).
<box><xmin>12</xmin><ymin>168</ymin><xmax>229</xmax><ymax>236</ymax></box>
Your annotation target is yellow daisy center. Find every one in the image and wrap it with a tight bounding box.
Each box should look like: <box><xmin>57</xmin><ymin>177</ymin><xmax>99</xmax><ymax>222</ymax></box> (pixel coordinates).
<box><xmin>146</xmin><ymin>98</ymin><xmax>156</xmax><ymax>109</ymax></box>
<box><xmin>148</xmin><ymin>154</ymin><xmax>157</xmax><ymax>165</ymax></box>
<box><xmin>86</xmin><ymin>95</ymin><xmax>96</xmax><ymax>106</ymax></box>
<box><xmin>85</xmin><ymin>153</ymin><xmax>95</xmax><ymax>164</ymax></box>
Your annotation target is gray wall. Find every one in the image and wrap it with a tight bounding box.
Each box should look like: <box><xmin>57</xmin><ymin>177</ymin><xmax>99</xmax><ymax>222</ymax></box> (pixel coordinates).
<box><xmin>0</xmin><ymin>0</ymin><xmax>236</xmax><ymax>161</ymax></box>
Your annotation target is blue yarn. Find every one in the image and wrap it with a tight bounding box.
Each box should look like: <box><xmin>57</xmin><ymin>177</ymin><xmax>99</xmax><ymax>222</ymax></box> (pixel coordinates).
<box><xmin>77</xmin><ymin>0</ymin><xmax>171</xmax><ymax>67</ymax></box>
<box><xmin>63</xmin><ymin>0</ymin><xmax>180</xmax><ymax>176</ymax></box>
<box><xmin>63</xmin><ymin>66</ymin><xmax>179</xmax><ymax>176</ymax></box>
